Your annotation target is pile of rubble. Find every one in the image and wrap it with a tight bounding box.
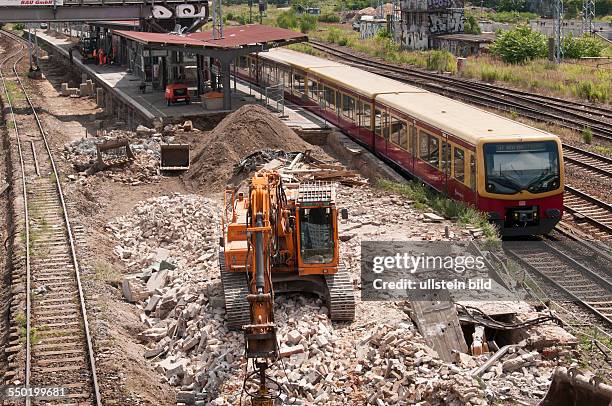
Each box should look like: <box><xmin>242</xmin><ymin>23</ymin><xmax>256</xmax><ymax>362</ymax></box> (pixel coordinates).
<box><xmin>63</xmin><ymin>123</ymin><xmax>190</xmax><ymax>184</ymax></box>
<box><xmin>106</xmin><ymin>186</ymin><xmax>573</xmax><ymax>405</ymax></box>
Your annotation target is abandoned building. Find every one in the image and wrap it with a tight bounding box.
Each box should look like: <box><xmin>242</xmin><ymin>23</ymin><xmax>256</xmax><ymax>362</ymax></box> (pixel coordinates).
<box><xmin>396</xmin><ymin>0</ymin><xmax>465</xmax><ymax>50</ymax></box>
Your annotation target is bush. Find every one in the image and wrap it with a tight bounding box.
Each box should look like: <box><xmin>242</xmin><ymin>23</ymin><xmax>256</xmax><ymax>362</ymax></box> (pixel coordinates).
<box><xmin>299</xmin><ymin>13</ymin><xmax>317</xmax><ymax>33</ymax></box>
<box><xmin>318</xmin><ymin>13</ymin><xmax>340</xmax><ymax>23</ymax></box>
<box><xmin>277</xmin><ymin>9</ymin><xmax>317</xmax><ymax>33</ymax></box>
<box><xmin>327</xmin><ymin>27</ymin><xmax>343</xmax><ymax>43</ymax></box>
<box><xmin>13</xmin><ymin>23</ymin><xmax>26</xmax><ymax>30</ymax></box>
<box><xmin>490</xmin><ymin>26</ymin><xmax>547</xmax><ymax>64</ymax></box>
<box><xmin>464</xmin><ymin>15</ymin><xmax>482</xmax><ymax>35</ymax></box>
<box><xmin>426</xmin><ymin>50</ymin><xmax>457</xmax><ymax>73</ymax></box>
<box><xmin>277</xmin><ymin>9</ymin><xmax>298</xmax><ymax>29</ymax></box>
<box><xmin>376</xmin><ymin>28</ymin><xmax>392</xmax><ymax>39</ymax></box>
<box><xmin>562</xmin><ymin>34</ymin><xmax>606</xmax><ymax>59</ymax></box>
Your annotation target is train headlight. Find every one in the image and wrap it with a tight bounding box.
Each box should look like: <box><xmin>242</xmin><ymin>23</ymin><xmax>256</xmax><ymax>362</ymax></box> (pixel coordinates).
<box><xmin>486</xmin><ymin>183</ymin><xmax>495</xmax><ymax>192</ymax></box>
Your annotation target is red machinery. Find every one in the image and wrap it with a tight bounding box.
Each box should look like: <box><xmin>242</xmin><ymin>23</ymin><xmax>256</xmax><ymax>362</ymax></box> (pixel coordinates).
<box><xmin>165</xmin><ymin>83</ymin><xmax>191</xmax><ymax>106</ymax></box>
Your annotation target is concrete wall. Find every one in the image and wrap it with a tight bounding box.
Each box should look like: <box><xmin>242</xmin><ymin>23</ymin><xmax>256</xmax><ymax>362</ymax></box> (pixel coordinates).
<box><xmin>399</xmin><ymin>0</ymin><xmax>464</xmax><ymax>50</ymax></box>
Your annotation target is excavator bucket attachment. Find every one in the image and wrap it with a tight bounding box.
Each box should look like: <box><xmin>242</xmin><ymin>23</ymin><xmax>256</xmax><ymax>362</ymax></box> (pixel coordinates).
<box><xmin>96</xmin><ymin>138</ymin><xmax>135</xmax><ymax>169</ymax></box>
<box><xmin>540</xmin><ymin>367</ymin><xmax>612</xmax><ymax>406</ymax></box>
<box><xmin>160</xmin><ymin>144</ymin><xmax>190</xmax><ymax>171</ymax></box>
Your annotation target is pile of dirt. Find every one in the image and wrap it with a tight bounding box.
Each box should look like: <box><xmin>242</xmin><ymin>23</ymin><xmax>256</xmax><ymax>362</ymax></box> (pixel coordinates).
<box><xmin>184</xmin><ymin>104</ymin><xmax>318</xmax><ymax>190</ymax></box>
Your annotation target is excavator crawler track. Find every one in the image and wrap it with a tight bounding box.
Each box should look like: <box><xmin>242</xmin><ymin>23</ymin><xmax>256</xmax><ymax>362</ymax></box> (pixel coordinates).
<box><xmin>219</xmin><ymin>249</ymin><xmax>251</xmax><ymax>330</ymax></box>
<box><xmin>325</xmin><ymin>265</ymin><xmax>355</xmax><ymax>321</ymax></box>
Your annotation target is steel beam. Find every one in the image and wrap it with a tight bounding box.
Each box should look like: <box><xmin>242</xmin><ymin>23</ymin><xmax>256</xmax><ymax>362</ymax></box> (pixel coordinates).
<box><xmin>0</xmin><ymin>5</ymin><xmax>151</xmax><ymax>22</ymax></box>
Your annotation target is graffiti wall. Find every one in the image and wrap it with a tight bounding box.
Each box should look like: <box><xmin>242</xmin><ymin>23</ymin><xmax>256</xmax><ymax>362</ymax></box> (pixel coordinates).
<box><xmin>400</xmin><ymin>0</ymin><xmax>463</xmax><ymax>12</ymax></box>
<box><xmin>428</xmin><ymin>10</ymin><xmax>463</xmax><ymax>34</ymax></box>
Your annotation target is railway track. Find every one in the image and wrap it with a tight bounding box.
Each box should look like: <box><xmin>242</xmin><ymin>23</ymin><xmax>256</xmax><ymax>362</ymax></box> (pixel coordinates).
<box><xmin>505</xmin><ymin>239</ymin><xmax>612</xmax><ymax>330</ymax></box>
<box><xmin>563</xmin><ymin>144</ymin><xmax>612</xmax><ymax>178</ymax></box>
<box><xmin>0</xmin><ymin>29</ymin><xmax>101</xmax><ymax>405</ymax></box>
<box><xmin>309</xmin><ymin>40</ymin><xmax>612</xmax><ymax>141</ymax></box>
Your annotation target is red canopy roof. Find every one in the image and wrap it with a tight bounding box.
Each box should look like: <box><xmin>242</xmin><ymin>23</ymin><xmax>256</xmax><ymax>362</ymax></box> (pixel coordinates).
<box><xmin>114</xmin><ymin>25</ymin><xmax>306</xmax><ymax>49</ymax></box>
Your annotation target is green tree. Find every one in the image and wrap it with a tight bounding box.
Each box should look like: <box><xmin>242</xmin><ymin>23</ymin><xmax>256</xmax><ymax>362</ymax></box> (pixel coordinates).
<box><xmin>490</xmin><ymin>26</ymin><xmax>547</xmax><ymax>64</ymax></box>
<box><xmin>464</xmin><ymin>15</ymin><xmax>482</xmax><ymax>34</ymax></box>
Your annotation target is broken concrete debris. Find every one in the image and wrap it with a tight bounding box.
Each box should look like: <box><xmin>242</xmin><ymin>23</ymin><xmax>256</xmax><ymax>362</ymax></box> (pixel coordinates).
<box><xmin>104</xmin><ymin>190</ymin><xmax>580</xmax><ymax>405</ymax></box>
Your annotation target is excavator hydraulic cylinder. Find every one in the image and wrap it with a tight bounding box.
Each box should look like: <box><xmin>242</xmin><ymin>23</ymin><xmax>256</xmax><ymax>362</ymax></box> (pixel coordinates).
<box><xmin>255</xmin><ymin>212</ymin><xmax>265</xmax><ymax>293</ymax></box>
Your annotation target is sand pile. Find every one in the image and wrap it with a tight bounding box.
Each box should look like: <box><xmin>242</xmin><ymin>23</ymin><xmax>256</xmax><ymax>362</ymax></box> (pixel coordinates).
<box><xmin>185</xmin><ymin>104</ymin><xmax>316</xmax><ymax>190</ymax></box>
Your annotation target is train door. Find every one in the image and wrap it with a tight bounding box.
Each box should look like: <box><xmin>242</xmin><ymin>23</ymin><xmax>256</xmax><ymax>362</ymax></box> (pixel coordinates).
<box><xmin>409</xmin><ymin>121</ymin><xmax>417</xmax><ymax>174</ymax></box>
<box><xmin>441</xmin><ymin>134</ymin><xmax>451</xmax><ymax>194</ymax></box>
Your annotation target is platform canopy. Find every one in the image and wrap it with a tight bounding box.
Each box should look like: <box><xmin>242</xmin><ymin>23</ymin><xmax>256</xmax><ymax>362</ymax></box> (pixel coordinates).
<box><xmin>114</xmin><ymin>24</ymin><xmax>307</xmax><ymax>54</ymax></box>
<box><xmin>114</xmin><ymin>24</ymin><xmax>307</xmax><ymax>110</ymax></box>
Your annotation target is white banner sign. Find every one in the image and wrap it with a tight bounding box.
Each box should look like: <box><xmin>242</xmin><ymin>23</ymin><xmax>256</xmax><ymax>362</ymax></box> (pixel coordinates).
<box><xmin>0</xmin><ymin>0</ymin><xmax>64</xmax><ymax>5</ymax></box>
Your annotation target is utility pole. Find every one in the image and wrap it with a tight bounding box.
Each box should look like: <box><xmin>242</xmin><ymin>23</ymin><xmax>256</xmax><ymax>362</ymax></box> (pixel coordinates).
<box><xmin>212</xmin><ymin>0</ymin><xmax>223</xmax><ymax>39</ymax></box>
<box><xmin>553</xmin><ymin>0</ymin><xmax>563</xmax><ymax>63</ymax></box>
<box><xmin>582</xmin><ymin>0</ymin><xmax>595</xmax><ymax>35</ymax></box>
<box><xmin>248</xmin><ymin>0</ymin><xmax>253</xmax><ymax>23</ymax></box>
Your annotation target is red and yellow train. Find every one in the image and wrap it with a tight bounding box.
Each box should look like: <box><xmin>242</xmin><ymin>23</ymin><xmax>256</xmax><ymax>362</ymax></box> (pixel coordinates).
<box><xmin>236</xmin><ymin>48</ymin><xmax>564</xmax><ymax>236</ymax></box>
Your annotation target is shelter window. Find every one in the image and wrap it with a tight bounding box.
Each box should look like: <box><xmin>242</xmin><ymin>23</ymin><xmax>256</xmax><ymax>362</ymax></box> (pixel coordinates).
<box><xmin>470</xmin><ymin>155</ymin><xmax>476</xmax><ymax>190</ymax></box>
<box><xmin>454</xmin><ymin>147</ymin><xmax>465</xmax><ymax>183</ymax></box>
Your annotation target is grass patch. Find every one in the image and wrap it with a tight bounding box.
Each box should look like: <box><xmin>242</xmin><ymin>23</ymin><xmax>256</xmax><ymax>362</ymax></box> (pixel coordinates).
<box><xmin>582</xmin><ymin>127</ymin><xmax>593</xmax><ymax>144</ymax></box>
<box><xmin>86</xmin><ymin>261</ymin><xmax>122</xmax><ymax>287</ymax></box>
<box><xmin>578</xmin><ymin>328</ymin><xmax>612</xmax><ymax>352</ymax></box>
<box><xmin>376</xmin><ymin>179</ymin><xmax>499</xmax><ymax>240</ymax></box>
<box><xmin>589</xmin><ymin>145</ymin><xmax>612</xmax><ymax>156</ymax></box>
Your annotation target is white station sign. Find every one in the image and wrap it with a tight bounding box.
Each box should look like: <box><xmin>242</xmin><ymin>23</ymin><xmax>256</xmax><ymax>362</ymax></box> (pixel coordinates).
<box><xmin>0</xmin><ymin>0</ymin><xmax>64</xmax><ymax>5</ymax></box>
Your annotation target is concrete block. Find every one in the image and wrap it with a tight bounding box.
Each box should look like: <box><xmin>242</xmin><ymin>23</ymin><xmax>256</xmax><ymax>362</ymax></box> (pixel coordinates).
<box><xmin>146</xmin><ymin>269</ymin><xmax>169</xmax><ymax>292</ymax></box>
<box><xmin>122</xmin><ymin>275</ymin><xmax>149</xmax><ymax>303</ymax></box>
<box><xmin>96</xmin><ymin>88</ymin><xmax>104</xmax><ymax>106</ymax></box>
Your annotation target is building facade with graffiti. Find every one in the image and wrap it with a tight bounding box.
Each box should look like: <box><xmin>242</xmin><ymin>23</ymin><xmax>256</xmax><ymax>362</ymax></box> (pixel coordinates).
<box><xmin>396</xmin><ymin>0</ymin><xmax>464</xmax><ymax>50</ymax></box>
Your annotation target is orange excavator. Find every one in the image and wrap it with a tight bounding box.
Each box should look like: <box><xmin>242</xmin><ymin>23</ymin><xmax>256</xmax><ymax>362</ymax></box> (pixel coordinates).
<box><xmin>219</xmin><ymin>170</ymin><xmax>355</xmax><ymax>404</ymax></box>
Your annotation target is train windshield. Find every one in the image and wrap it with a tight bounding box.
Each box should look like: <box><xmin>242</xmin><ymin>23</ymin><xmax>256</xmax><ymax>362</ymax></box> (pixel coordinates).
<box><xmin>299</xmin><ymin>207</ymin><xmax>334</xmax><ymax>264</ymax></box>
<box><xmin>484</xmin><ymin>141</ymin><xmax>560</xmax><ymax>195</ymax></box>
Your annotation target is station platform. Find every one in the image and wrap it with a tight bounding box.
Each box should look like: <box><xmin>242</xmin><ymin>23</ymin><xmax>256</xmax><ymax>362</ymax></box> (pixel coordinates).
<box><xmin>32</xmin><ymin>30</ymin><xmax>329</xmax><ymax>132</ymax></box>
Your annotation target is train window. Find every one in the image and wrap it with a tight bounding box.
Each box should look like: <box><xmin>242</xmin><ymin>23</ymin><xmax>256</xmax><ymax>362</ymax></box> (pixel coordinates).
<box><xmin>470</xmin><ymin>155</ymin><xmax>476</xmax><ymax>190</ymax></box>
<box><xmin>362</xmin><ymin>103</ymin><xmax>372</xmax><ymax>130</ymax></box>
<box><xmin>342</xmin><ymin>94</ymin><xmax>355</xmax><ymax>120</ymax></box>
<box><xmin>409</xmin><ymin>125</ymin><xmax>416</xmax><ymax>153</ymax></box>
<box><xmin>454</xmin><ymin>147</ymin><xmax>465</xmax><ymax>183</ymax></box>
<box><xmin>441</xmin><ymin>141</ymin><xmax>451</xmax><ymax>172</ymax></box>
<box><xmin>324</xmin><ymin>86</ymin><xmax>335</xmax><ymax>110</ymax></box>
<box><xmin>375</xmin><ymin>109</ymin><xmax>383</xmax><ymax>137</ymax></box>
<box><xmin>307</xmin><ymin>79</ymin><xmax>317</xmax><ymax>100</ymax></box>
<box><xmin>429</xmin><ymin>136</ymin><xmax>439</xmax><ymax>167</ymax></box>
<box><xmin>382</xmin><ymin>112</ymin><xmax>390</xmax><ymax>139</ymax></box>
<box><xmin>390</xmin><ymin>116</ymin><xmax>401</xmax><ymax>145</ymax></box>
<box><xmin>398</xmin><ymin>121</ymin><xmax>408</xmax><ymax>150</ymax></box>
<box><xmin>419</xmin><ymin>131</ymin><xmax>428</xmax><ymax>159</ymax></box>
<box><xmin>419</xmin><ymin>130</ymin><xmax>439</xmax><ymax>167</ymax></box>
<box><xmin>293</xmin><ymin>73</ymin><xmax>305</xmax><ymax>95</ymax></box>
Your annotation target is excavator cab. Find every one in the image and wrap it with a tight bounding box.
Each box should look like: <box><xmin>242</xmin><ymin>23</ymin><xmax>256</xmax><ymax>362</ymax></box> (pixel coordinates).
<box><xmin>295</xmin><ymin>183</ymin><xmax>340</xmax><ymax>273</ymax></box>
<box><xmin>297</xmin><ymin>206</ymin><xmax>335</xmax><ymax>265</ymax></box>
